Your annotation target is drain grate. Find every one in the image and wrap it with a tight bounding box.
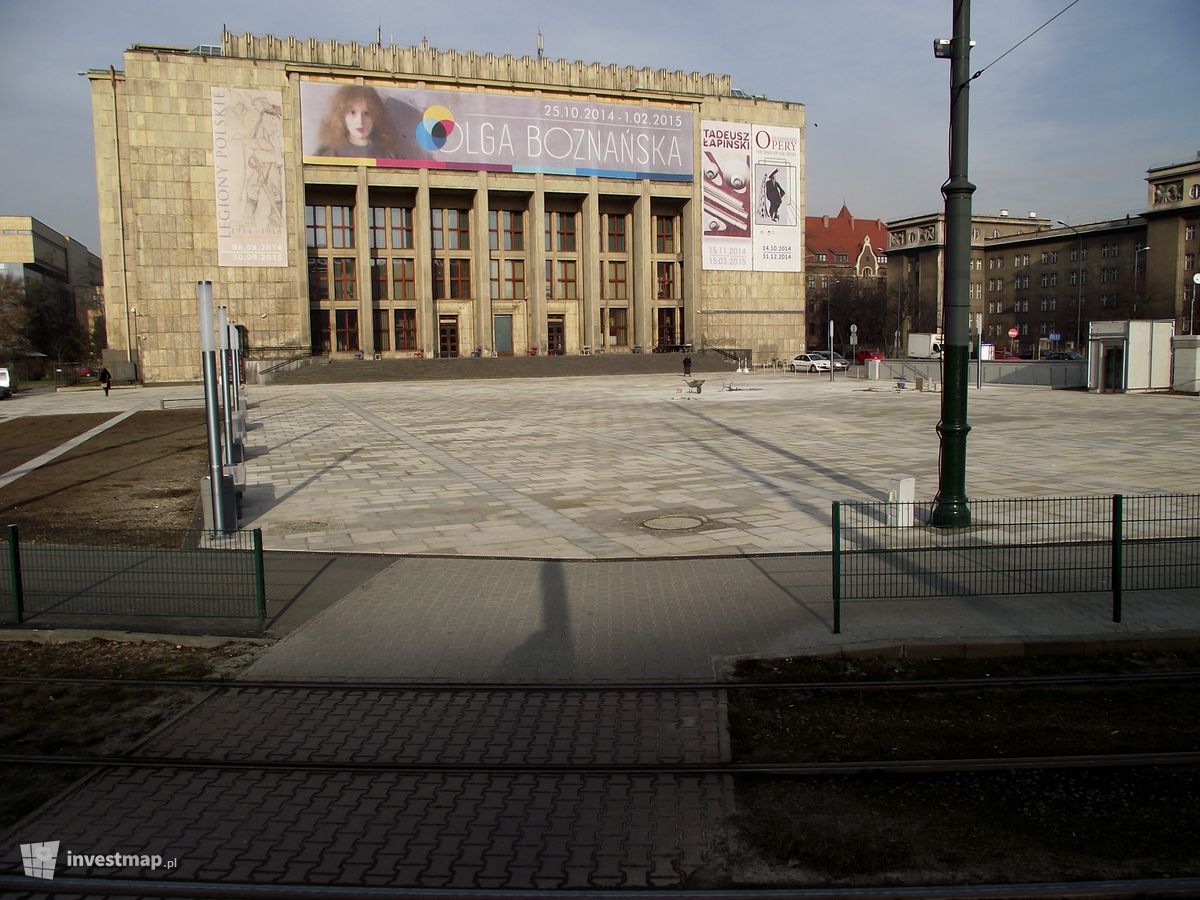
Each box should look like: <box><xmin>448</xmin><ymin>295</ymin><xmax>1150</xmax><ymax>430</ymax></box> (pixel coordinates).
<box><xmin>642</xmin><ymin>515</ymin><xmax>705</xmax><ymax>531</ymax></box>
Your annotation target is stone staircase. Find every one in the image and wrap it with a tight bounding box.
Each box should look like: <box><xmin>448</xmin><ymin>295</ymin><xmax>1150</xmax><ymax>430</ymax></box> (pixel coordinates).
<box><xmin>267</xmin><ymin>350</ymin><xmax>743</xmax><ymax>384</ymax></box>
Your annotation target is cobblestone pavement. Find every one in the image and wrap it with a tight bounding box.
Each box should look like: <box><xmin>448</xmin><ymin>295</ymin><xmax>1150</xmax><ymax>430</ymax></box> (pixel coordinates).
<box><xmin>140</xmin><ymin>687</ymin><xmax>725</xmax><ymax>767</ymax></box>
<box><xmin>11</xmin><ymin>768</ymin><xmax>729</xmax><ymax>890</ymax></box>
<box><xmin>7</xmin><ymin>686</ymin><xmax>730</xmax><ymax>892</ymax></box>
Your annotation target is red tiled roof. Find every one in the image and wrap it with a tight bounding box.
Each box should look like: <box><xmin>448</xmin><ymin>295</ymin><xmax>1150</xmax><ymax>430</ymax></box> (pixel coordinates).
<box><xmin>805</xmin><ymin>205</ymin><xmax>888</xmax><ymax>259</ymax></box>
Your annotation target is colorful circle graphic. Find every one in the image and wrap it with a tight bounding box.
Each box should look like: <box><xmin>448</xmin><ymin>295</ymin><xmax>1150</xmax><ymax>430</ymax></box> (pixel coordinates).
<box><xmin>416</xmin><ymin>105</ymin><xmax>456</xmax><ymax>151</ymax></box>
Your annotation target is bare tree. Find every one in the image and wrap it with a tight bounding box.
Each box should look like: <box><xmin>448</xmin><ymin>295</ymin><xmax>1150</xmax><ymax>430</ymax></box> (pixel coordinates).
<box><xmin>0</xmin><ymin>275</ymin><xmax>32</xmax><ymax>361</ymax></box>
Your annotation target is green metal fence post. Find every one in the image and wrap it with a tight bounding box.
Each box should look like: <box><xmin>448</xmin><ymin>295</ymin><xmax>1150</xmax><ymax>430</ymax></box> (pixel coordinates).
<box><xmin>832</xmin><ymin>502</ymin><xmax>842</xmax><ymax>634</ymax></box>
<box><xmin>252</xmin><ymin>528</ymin><xmax>266</xmax><ymax>633</ymax></box>
<box><xmin>1111</xmin><ymin>494</ymin><xmax>1123</xmax><ymax>623</ymax></box>
<box><xmin>6</xmin><ymin>524</ymin><xmax>23</xmax><ymax>625</ymax></box>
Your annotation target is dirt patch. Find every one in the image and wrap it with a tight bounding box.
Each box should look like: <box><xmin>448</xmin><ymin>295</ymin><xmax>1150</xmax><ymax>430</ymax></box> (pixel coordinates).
<box><xmin>728</xmin><ymin>651</ymin><xmax>1200</xmax><ymax>886</ymax></box>
<box><xmin>0</xmin><ymin>637</ymin><xmax>263</xmax><ymax>832</ymax></box>
<box><xmin>0</xmin><ymin>414</ymin><xmax>112</xmax><ymax>471</ymax></box>
<box><xmin>0</xmin><ymin>409</ymin><xmax>208</xmax><ymax>538</ymax></box>
<box><xmin>734</xmin><ymin>768</ymin><xmax>1200</xmax><ymax>886</ymax></box>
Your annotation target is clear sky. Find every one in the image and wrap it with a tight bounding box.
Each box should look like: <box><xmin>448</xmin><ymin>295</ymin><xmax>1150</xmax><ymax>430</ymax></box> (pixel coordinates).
<box><xmin>2</xmin><ymin>0</ymin><xmax>1197</xmax><ymax>252</ymax></box>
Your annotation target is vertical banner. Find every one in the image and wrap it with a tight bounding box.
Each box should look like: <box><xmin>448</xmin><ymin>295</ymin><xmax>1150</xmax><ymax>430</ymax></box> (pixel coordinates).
<box><xmin>751</xmin><ymin>125</ymin><xmax>801</xmax><ymax>272</ymax></box>
<box><xmin>211</xmin><ymin>87</ymin><xmax>288</xmax><ymax>267</ymax></box>
<box><xmin>701</xmin><ymin>121</ymin><xmax>752</xmax><ymax>271</ymax></box>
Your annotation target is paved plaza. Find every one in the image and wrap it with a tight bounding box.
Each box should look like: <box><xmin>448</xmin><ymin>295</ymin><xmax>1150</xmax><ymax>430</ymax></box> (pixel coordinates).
<box><xmin>237</xmin><ymin>373</ymin><xmax>1193</xmax><ymax>558</ymax></box>
<box><xmin>10</xmin><ymin>372</ymin><xmax>1195</xmax><ymax>563</ymax></box>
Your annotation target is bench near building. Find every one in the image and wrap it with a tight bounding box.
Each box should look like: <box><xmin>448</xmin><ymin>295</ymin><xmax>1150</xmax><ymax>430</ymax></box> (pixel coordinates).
<box><xmin>88</xmin><ymin>31</ymin><xmax>807</xmax><ymax>384</ymax></box>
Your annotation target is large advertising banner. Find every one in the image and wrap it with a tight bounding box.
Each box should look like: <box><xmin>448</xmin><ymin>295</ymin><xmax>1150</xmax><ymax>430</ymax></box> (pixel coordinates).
<box><xmin>300</xmin><ymin>81</ymin><xmax>693</xmax><ymax>181</ymax></box>
<box><xmin>210</xmin><ymin>87</ymin><xmax>288</xmax><ymax>267</ymax></box>
<box><xmin>750</xmin><ymin>124</ymin><xmax>801</xmax><ymax>272</ymax></box>
<box><xmin>702</xmin><ymin>121</ymin><xmax>801</xmax><ymax>272</ymax></box>
<box><xmin>701</xmin><ymin>120</ymin><xmax>752</xmax><ymax>271</ymax></box>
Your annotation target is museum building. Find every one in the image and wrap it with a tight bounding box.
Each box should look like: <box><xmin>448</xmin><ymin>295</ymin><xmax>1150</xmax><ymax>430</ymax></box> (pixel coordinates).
<box><xmin>88</xmin><ymin>31</ymin><xmax>807</xmax><ymax>383</ymax></box>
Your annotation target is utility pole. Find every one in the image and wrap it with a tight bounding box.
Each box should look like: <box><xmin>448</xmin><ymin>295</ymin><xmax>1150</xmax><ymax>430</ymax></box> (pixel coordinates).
<box><xmin>932</xmin><ymin>0</ymin><xmax>974</xmax><ymax>528</ymax></box>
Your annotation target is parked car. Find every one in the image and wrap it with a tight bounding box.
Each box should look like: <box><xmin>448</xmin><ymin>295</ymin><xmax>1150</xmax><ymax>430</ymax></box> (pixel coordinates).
<box><xmin>1043</xmin><ymin>350</ymin><xmax>1085</xmax><ymax>361</ymax></box>
<box><xmin>75</xmin><ymin>365</ymin><xmax>95</xmax><ymax>377</ymax></box>
<box><xmin>855</xmin><ymin>349</ymin><xmax>885</xmax><ymax>364</ymax></box>
<box><xmin>809</xmin><ymin>350</ymin><xmax>850</xmax><ymax>370</ymax></box>
<box><xmin>992</xmin><ymin>348</ymin><xmax>1020</xmax><ymax>360</ymax></box>
<box><xmin>787</xmin><ymin>353</ymin><xmax>832</xmax><ymax>372</ymax></box>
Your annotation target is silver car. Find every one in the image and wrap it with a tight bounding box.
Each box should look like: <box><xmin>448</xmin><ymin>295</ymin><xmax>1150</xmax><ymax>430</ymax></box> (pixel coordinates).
<box><xmin>810</xmin><ymin>350</ymin><xmax>850</xmax><ymax>371</ymax></box>
<box><xmin>787</xmin><ymin>353</ymin><xmax>832</xmax><ymax>372</ymax></box>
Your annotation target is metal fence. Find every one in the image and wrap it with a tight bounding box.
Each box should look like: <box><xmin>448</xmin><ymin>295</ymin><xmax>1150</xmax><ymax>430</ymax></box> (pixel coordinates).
<box><xmin>1</xmin><ymin>525</ymin><xmax>266</xmax><ymax>631</ymax></box>
<box><xmin>832</xmin><ymin>493</ymin><xmax>1200</xmax><ymax>633</ymax></box>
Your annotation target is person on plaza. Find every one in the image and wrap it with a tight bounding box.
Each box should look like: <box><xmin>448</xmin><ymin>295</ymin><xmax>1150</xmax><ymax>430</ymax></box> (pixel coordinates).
<box><xmin>99</xmin><ymin>367</ymin><xmax>112</xmax><ymax>397</ymax></box>
<box><xmin>315</xmin><ymin>86</ymin><xmax>401</xmax><ymax>158</ymax></box>
<box><xmin>683</xmin><ymin>355</ymin><xmax>693</xmax><ymax>377</ymax></box>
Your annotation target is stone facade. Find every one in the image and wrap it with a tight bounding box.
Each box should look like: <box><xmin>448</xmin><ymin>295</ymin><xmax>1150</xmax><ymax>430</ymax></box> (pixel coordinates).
<box><xmin>89</xmin><ymin>32</ymin><xmax>806</xmax><ymax>383</ymax></box>
<box><xmin>1144</xmin><ymin>154</ymin><xmax>1200</xmax><ymax>332</ymax></box>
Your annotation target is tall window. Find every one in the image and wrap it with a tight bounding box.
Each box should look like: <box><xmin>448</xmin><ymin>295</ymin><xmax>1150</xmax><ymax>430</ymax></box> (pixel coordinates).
<box><xmin>602</xmin><ymin>308</ymin><xmax>628</xmax><ymax>347</ymax></box>
<box><xmin>652</xmin><ymin>207</ymin><xmax>683</xmax><ymax>346</ymax></box>
<box><xmin>373</xmin><ymin>309</ymin><xmax>390</xmax><ymax>351</ymax></box>
<box><xmin>600</xmin><ymin>209</ymin><xmax>631</xmax><ymax>348</ymax></box>
<box><xmin>432</xmin><ymin>207</ymin><xmax>470</xmax><ymax>250</ymax></box>
<box><xmin>606</xmin><ymin>261</ymin><xmax>628</xmax><ymax>299</ymax></box>
<box><xmin>307</xmin><ymin>200</ymin><xmax>358</xmax><ymax>352</ymax></box>
<box><xmin>335</xmin><ymin>309</ymin><xmax>359</xmax><ymax>351</ymax></box>
<box><xmin>490</xmin><ymin>210</ymin><xmax>525</xmax><ymax>252</ymax></box>
<box><xmin>656</xmin><ymin>262</ymin><xmax>676</xmax><ymax>300</ymax></box>
<box><xmin>550</xmin><ymin>211</ymin><xmax>576</xmax><ymax>252</ymax></box>
<box><xmin>545</xmin><ymin>209</ymin><xmax>579</xmax><ymax>300</ymax></box>
<box><xmin>603</xmin><ymin>211</ymin><xmax>627</xmax><ymax>252</ymax></box>
<box><xmin>490</xmin><ymin>208</ymin><xmax>527</xmax><ymax>301</ymax></box>
<box><xmin>432</xmin><ymin>206</ymin><xmax>472</xmax><ymax>300</ymax></box>
<box><xmin>393</xmin><ymin>309</ymin><xmax>417</xmax><ymax>350</ymax></box>
<box><xmin>392</xmin><ymin>258</ymin><xmax>416</xmax><ymax>300</ymax></box>
<box><xmin>655</xmin><ymin>216</ymin><xmax>675</xmax><ymax>254</ymax></box>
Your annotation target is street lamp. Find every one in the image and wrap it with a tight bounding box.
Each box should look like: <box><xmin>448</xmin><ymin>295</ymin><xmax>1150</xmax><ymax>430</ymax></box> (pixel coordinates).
<box><xmin>1134</xmin><ymin>245</ymin><xmax>1150</xmax><ymax>317</ymax></box>
<box><xmin>1056</xmin><ymin>221</ymin><xmax>1082</xmax><ymax>349</ymax></box>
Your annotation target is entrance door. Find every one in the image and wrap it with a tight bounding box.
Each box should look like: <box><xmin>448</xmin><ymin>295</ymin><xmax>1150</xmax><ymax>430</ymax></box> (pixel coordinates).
<box><xmin>1103</xmin><ymin>345</ymin><xmax>1125</xmax><ymax>392</ymax></box>
<box><xmin>493</xmin><ymin>315</ymin><xmax>514</xmax><ymax>356</ymax></box>
<box><xmin>547</xmin><ymin>315</ymin><xmax>565</xmax><ymax>355</ymax></box>
<box><xmin>657</xmin><ymin>308</ymin><xmax>677</xmax><ymax>349</ymax></box>
<box><xmin>439</xmin><ymin>317</ymin><xmax>460</xmax><ymax>358</ymax></box>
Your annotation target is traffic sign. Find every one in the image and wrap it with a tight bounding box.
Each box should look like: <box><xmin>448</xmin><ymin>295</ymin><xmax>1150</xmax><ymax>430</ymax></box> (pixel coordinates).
<box><xmin>1049</xmin><ymin>331</ymin><xmax>1061</xmax><ymax>342</ymax></box>
<box><xmin>1008</xmin><ymin>327</ymin><xmax>1019</xmax><ymax>339</ymax></box>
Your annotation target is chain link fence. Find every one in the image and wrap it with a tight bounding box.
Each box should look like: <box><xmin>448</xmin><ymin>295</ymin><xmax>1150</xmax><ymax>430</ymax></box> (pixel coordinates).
<box><xmin>832</xmin><ymin>494</ymin><xmax>1200</xmax><ymax>633</ymax></box>
<box><xmin>2</xmin><ymin>525</ymin><xmax>266</xmax><ymax>631</ymax></box>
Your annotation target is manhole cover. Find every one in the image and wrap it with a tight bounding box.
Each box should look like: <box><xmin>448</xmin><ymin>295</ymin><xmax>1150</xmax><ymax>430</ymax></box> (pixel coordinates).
<box><xmin>642</xmin><ymin>515</ymin><xmax>705</xmax><ymax>531</ymax></box>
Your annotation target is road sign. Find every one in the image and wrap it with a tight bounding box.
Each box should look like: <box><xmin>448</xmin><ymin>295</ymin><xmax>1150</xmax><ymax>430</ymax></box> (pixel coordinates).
<box><xmin>1049</xmin><ymin>331</ymin><xmax>1061</xmax><ymax>342</ymax></box>
<box><xmin>850</xmin><ymin>324</ymin><xmax>858</xmax><ymax>333</ymax></box>
<box><xmin>1008</xmin><ymin>327</ymin><xmax>1019</xmax><ymax>339</ymax></box>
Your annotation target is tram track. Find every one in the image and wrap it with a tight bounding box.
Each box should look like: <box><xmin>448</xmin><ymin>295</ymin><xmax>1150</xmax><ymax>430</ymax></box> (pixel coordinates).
<box><xmin>3</xmin><ymin>664</ymin><xmax>1197</xmax><ymax>893</ymax></box>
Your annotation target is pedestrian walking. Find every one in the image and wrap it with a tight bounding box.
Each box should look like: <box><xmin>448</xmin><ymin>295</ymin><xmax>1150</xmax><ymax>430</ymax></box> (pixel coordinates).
<box><xmin>99</xmin><ymin>367</ymin><xmax>112</xmax><ymax>397</ymax></box>
<box><xmin>682</xmin><ymin>355</ymin><xmax>693</xmax><ymax>377</ymax></box>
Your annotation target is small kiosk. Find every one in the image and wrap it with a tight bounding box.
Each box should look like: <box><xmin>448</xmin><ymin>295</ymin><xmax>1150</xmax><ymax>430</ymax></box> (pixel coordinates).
<box><xmin>1087</xmin><ymin>320</ymin><xmax>1174</xmax><ymax>393</ymax></box>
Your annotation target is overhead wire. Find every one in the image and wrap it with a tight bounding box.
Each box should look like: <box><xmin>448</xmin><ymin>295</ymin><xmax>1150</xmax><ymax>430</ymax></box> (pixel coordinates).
<box><xmin>967</xmin><ymin>0</ymin><xmax>1085</xmax><ymax>85</ymax></box>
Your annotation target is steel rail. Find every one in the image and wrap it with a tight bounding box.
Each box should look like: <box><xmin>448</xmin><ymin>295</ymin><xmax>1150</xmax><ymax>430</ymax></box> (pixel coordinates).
<box><xmin>1</xmin><ymin>873</ymin><xmax>1199</xmax><ymax>899</ymax></box>
<box><xmin>2</xmin><ymin>750</ymin><xmax>1198</xmax><ymax>776</ymax></box>
<box><xmin>1</xmin><ymin>670</ymin><xmax>1197</xmax><ymax>693</ymax></box>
